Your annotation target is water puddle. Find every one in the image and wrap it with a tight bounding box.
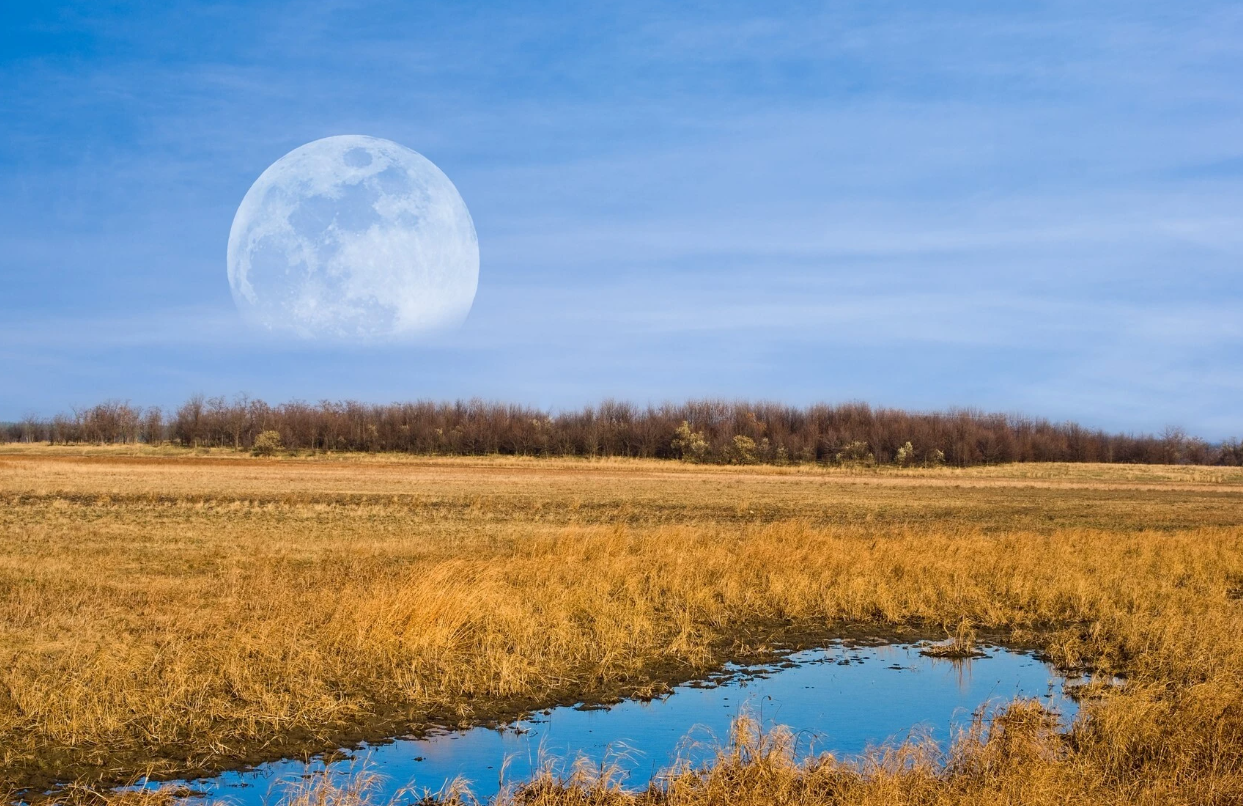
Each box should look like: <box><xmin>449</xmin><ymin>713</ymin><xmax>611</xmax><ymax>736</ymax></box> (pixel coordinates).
<box><xmin>144</xmin><ymin>642</ymin><xmax>1082</xmax><ymax>803</ymax></box>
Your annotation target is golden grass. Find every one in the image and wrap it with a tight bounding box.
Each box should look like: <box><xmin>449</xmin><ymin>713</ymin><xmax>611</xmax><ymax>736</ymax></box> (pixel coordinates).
<box><xmin>1</xmin><ymin>447</ymin><xmax>1242</xmax><ymax>803</ymax></box>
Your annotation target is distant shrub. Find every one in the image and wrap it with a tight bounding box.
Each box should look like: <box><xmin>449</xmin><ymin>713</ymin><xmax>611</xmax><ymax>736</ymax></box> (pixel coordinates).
<box><xmin>925</xmin><ymin>448</ymin><xmax>946</xmax><ymax>468</ymax></box>
<box><xmin>672</xmin><ymin>421</ymin><xmax>709</xmax><ymax>462</ymax></box>
<box><xmin>836</xmin><ymin>440</ymin><xmax>873</xmax><ymax>465</ymax></box>
<box><xmin>730</xmin><ymin>435</ymin><xmax>757</xmax><ymax>464</ymax></box>
<box><xmin>895</xmin><ymin>441</ymin><xmax>915</xmax><ymax>467</ymax></box>
<box><xmin>252</xmin><ymin>430</ymin><xmax>283</xmax><ymax>457</ymax></box>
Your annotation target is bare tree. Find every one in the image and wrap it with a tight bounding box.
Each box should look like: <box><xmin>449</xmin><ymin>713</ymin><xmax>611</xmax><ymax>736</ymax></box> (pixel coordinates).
<box><xmin>8</xmin><ymin>396</ymin><xmax>1237</xmax><ymax>467</ymax></box>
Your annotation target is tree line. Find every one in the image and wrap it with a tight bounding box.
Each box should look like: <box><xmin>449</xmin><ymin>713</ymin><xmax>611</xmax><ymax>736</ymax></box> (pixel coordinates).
<box><xmin>3</xmin><ymin>396</ymin><xmax>1241</xmax><ymax>466</ymax></box>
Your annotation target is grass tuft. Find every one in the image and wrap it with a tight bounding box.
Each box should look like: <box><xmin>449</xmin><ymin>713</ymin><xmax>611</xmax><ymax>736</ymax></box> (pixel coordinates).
<box><xmin>920</xmin><ymin>621</ymin><xmax>988</xmax><ymax>660</ymax></box>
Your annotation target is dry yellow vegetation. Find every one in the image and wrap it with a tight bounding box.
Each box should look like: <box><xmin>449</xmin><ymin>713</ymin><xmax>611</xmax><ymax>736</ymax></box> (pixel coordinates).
<box><xmin>1</xmin><ymin>446</ymin><xmax>1242</xmax><ymax>804</ymax></box>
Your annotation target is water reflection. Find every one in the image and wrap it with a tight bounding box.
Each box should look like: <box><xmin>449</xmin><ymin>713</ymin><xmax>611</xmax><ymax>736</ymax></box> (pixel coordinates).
<box><xmin>152</xmin><ymin>642</ymin><xmax>1079</xmax><ymax>803</ymax></box>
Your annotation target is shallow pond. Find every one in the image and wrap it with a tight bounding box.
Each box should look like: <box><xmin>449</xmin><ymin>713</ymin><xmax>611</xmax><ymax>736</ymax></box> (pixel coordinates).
<box><xmin>149</xmin><ymin>642</ymin><xmax>1080</xmax><ymax>803</ymax></box>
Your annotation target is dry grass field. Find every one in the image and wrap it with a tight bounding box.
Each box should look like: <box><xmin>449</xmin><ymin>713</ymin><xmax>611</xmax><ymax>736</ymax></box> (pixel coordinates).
<box><xmin>2</xmin><ymin>445</ymin><xmax>1243</xmax><ymax>804</ymax></box>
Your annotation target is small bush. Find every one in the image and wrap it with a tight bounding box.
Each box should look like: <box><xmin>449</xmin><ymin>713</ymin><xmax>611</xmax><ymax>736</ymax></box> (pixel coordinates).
<box><xmin>252</xmin><ymin>430</ymin><xmax>284</xmax><ymax>457</ymax></box>
<box><xmin>672</xmin><ymin>421</ymin><xmax>709</xmax><ymax>462</ymax></box>
<box><xmin>836</xmin><ymin>440</ymin><xmax>874</xmax><ymax>465</ymax></box>
<box><xmin>730</xmin><ymin>435</ymin><xmax>757</xmax><ymax>464</ymax></box>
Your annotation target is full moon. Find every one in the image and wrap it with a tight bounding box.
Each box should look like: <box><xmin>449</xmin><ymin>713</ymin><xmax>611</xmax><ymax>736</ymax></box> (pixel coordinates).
<box><xmin>226</xmin><ymin>135</ymin><xmax>479</xmax><ymax>340</ymax></box>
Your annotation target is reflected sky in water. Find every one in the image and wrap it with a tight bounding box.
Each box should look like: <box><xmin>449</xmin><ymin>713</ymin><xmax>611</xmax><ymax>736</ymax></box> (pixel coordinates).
<box><xmin>154</xmin><ymin>642</ymin><xmax>1078</xmax><ymax>803</ymax></box>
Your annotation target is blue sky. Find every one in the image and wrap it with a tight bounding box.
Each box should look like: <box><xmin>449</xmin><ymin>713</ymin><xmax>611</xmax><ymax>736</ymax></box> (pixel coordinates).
<box><xmin>1</xmin><ymin>1</ymin><xmax>1241</xmax><ymax>436</ymax></box>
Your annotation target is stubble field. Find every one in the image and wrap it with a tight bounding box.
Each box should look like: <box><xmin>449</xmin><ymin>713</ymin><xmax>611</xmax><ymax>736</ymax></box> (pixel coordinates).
<box><xmin>1</xmin><ymin>446</ymin><xmax>1242</xmax><ymax>804</ymax></box>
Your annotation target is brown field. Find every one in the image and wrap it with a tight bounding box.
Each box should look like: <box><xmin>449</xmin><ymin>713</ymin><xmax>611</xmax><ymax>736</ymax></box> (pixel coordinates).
<box><xmin>2</xmin><ymin>446</ymin><xmax>1243</xmax><ymax>804</ymax></box>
